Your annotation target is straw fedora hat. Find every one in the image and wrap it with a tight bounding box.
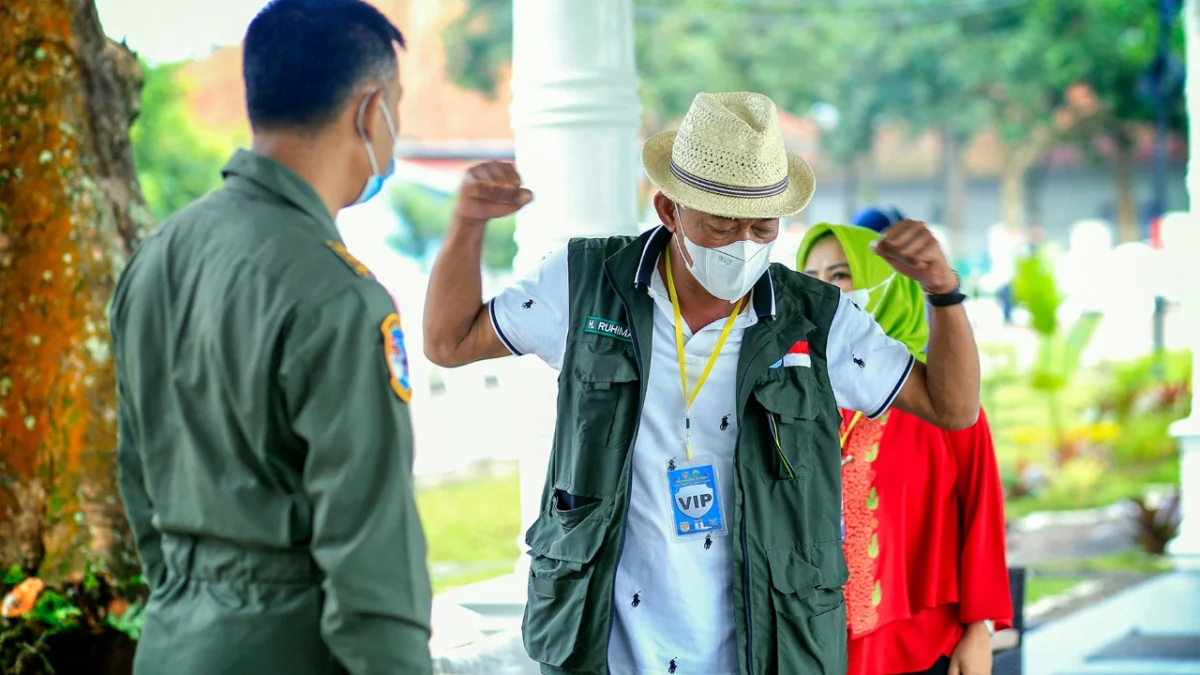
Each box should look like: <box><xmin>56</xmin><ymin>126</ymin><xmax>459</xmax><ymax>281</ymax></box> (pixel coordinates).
<box><xmin>642</xmin><ymin>92</ymin><xmax>815</xmax><ymax>220</ymax></box>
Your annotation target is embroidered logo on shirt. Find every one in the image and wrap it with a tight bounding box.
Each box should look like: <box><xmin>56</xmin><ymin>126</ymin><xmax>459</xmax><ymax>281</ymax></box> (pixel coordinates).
<box><xmin>380</xmin><ymin>313</ymin><xmax>412</xmax><ymax>402</ymax></box>
<box><xmin>583</xmin><ymin>315</ymin><xmax>632</xmax><ymax>342</ymax></box>
<box><xmin>853</xmin><ymin>355</ymin><xmax>866</xmax><ymax>369</ymax></box>
<box><xmin>522</xmin><ymin>299</ymin><xmax>535</xmax><ymax>309</ymax></box>
<box><xmin>326</xmin><ymin>241</ymin><xmax>374</xmax><ymax>279</ymax></box>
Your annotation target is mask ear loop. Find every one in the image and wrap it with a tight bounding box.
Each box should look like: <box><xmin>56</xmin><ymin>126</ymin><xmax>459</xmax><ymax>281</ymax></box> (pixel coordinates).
<box><xmin>673</xmin><ymin>203</ymin><xmax>696</xmax><ymax>271</ymax></box>
<box><xmin>356</xmin><ymin>92</ymin><xmax>382</xmax><ymax>176</ymax></box>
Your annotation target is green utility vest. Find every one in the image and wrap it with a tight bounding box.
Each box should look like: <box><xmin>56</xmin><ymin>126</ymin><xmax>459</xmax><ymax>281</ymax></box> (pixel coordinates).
<box><xmin>521</xmin><ymin>228</ymin><xmax>851</xmax><ymax>675</ymax></box>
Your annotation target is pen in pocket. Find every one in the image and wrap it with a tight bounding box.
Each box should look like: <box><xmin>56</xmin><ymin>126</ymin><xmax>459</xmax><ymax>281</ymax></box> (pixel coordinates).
<box><xmin>764</xmin><ymin>410</ymin><xmax>796</xmax><ymax>480</ymax></box>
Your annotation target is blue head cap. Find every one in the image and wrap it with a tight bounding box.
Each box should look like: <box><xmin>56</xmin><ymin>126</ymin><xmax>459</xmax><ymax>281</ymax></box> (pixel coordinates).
<box><xmin>852</xmin><ymin>206</ymin><xmax>905</xmax><ymax>233</ymax></box>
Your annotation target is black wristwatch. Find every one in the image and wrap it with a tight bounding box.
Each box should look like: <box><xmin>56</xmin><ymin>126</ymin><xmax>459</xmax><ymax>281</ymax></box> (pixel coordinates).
<box><xmin>926</xmin><ymin>276</ymin><xmax>967</xmax><ymax>307</ymax></box>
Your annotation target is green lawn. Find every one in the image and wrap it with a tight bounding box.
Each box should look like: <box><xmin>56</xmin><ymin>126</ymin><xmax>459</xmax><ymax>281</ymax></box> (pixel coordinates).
<box><xmin>1004</xmin><ymin>460</ymin><xmax>1179</xmax><ymax>519</ymax></box>
<box><xmin>416</xmin><ymin>474</ymin><xmax>522</xmax><ymax>593</ymax></box>
<box><xmin>1025</xmin><ymin>576</ymin><xmax>1086</xmax><ymax>605</ymax></box>
<box><xmin>1020</xmin><ymin>549</ymin><xmax>1171</xmax><ymax>608</ymax></box>
<box><xmin>1026</xmin><ymin>549</ymin><xmax>1172</xmax><ymax>575</ymax></box>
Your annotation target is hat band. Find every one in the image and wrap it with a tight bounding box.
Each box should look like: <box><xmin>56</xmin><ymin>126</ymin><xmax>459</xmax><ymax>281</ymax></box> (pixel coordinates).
<box><xmin>669</xmin><ymin>159</ymin><xmax>789</xmax><ymax>199</ymax></box>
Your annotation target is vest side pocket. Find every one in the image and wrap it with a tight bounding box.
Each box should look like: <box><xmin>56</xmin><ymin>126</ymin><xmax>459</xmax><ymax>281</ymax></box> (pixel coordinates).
<box><xmin>522</xmin><ymin>497</ymin><xmax>612</xmax><ymax>668</ymax></box>
<box><xmin>766</xmin><ymin>542</ymin><xmax>850</xmax><ymax>675</ymax></box>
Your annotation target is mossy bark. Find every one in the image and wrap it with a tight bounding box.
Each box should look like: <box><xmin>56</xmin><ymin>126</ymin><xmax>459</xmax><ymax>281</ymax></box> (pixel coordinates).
<box><xmin>0</xmin><ymin>0</ymin><xmax>151</xmax><ymax>580</ymax></box>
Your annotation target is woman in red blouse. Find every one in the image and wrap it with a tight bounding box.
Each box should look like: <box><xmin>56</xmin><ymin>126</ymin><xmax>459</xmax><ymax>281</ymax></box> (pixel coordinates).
<box><xmin>798</xmin><ymin>223</ymin><xmax>1013</xmax><ymax>675</ymax></box>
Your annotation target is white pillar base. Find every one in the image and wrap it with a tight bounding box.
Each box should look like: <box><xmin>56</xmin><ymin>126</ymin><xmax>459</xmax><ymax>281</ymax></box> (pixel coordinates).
<box><xmin>1168</xmin><ymin>418</ymin><xmax>1200</xmax><ymax>570</ymax></box>
<box><xmin>1168</xmin><ymin>0</ymin><xmax>1199</xmax><ymax>571</ymax></box>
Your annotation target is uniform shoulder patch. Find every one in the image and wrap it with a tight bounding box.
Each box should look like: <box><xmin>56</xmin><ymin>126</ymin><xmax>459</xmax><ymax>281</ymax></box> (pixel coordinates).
<box><xmin>326</xmin><ymin>241</ymin><xmax>374</xmax><ymax>279</ymax></box>
<box><xmin>380</xmin><ymin>313</ymin><xmax>413</xmax><ymax>402</ymax></box>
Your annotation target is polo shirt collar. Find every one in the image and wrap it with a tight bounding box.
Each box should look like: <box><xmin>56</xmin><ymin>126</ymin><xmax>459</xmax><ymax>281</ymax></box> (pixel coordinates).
<box><xmin>632</xmin><ymin>225</ymin><xmax>777</xmax><ymax>321</ymax></box>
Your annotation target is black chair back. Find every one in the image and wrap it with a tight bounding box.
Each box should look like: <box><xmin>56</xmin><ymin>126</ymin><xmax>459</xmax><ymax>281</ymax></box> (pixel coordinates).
<box><xmin>992</xmin><ymin>567</ymin><xmax>1027</xmax><ymax>675</ymax></box>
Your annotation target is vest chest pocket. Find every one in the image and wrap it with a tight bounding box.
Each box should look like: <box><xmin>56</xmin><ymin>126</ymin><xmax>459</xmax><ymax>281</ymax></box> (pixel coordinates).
<box><xmin>522</xmin><ymin>497</ymin><xmax>612</xmax><ymax>669</ymax></box>
<box><xmin>752</xmin><ymin>367</ymin><xmax>825</xmax><ymax>482</ymax></box>
<box><xmin>559</xmin><ymin>345</ymin><xmax>641</xmax><ymax>495</ymax></box>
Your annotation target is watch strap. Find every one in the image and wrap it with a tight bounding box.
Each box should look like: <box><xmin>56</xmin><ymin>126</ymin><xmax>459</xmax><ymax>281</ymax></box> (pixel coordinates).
<box><xmin>926</xmin><ymin>275</ymin><xmax>966</xmax><ymax>307</ymax></box>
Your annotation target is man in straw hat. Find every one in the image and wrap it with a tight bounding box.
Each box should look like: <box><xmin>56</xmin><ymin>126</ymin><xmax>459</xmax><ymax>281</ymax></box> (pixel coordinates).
<box><xmin>424</xmin><ymin>92</ymin><xmax>980</xmax><ymax>674</ymax></box>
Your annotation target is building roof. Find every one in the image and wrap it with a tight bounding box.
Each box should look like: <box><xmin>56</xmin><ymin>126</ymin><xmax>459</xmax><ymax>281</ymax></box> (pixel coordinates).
<box><xmin>178</xmin><ymin>0</ymin><xmax>514</xmax><ymax>145</ymax></box>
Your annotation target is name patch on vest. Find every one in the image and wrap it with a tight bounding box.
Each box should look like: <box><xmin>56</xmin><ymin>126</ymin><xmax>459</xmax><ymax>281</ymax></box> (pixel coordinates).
<box><xmin>583</xmin><ymin>316</ymin><xmax>632</xmax><ymax>342</ymax></box>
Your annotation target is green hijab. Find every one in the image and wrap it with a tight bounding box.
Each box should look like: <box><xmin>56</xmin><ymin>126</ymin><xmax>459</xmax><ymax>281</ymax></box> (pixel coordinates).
<box><xmin>796</xmin><ymin>223</ymin><xmax>929</xmax><ymax>361</ymax></box>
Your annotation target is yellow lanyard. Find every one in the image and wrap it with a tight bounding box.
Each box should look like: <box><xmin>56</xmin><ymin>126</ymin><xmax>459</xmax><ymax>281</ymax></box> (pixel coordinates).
<box><xmin>839</xmin><ymin>411</ymin><xmax>864</xmax><ymax>467</ymax></box>
<box><xmin>664</xmin><ymin>252</ymin><xmax>744</xmax><ymax>461</ymax></box>
<box><xmin>840</xmin><ymin>411</ymin><xmax>864</xmax><ymax>449</ymax></box>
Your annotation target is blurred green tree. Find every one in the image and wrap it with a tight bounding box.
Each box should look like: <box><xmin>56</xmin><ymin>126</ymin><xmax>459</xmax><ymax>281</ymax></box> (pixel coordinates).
<box><xmin>1053</xmin><ymin>0</ymin><xmax>1186</xmax><ymax>241</ymax></box>
<box><xmin>131</xmin><ymin>61</ymin><xmax>231</xmax><ymax>223</ymax></box>
<box><xmin>443</xmin><ymin>0</ymin><xmax>818</xmax><ymax>129</ymax></box>
<box><xmin>443</xmin><ymin>0</ymin><xmax>1185</xmax><ymax>236</ymax></box>
<box><xmin>386</xmin><ymin>184</ymin><xmax>518</xmax><ymax>271</ymax></box>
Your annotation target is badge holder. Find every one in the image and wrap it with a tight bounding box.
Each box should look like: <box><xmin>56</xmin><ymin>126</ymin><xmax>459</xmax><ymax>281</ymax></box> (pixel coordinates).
<box><xmin>664</xmin><ymin>456</ymin><xmax>728</xmax><ymax>541</ymax></box>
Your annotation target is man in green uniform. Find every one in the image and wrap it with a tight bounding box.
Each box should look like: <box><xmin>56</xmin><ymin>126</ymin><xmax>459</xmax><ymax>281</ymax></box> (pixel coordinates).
<box><xmin>108</xmin><ymin>2</ymin><xmax>431</xmax><ymax>674</ymax></box>
<box><xmin>424</xmin><ymin>92</ymin><xmax>982</xmax><ymax>674</ymax></box>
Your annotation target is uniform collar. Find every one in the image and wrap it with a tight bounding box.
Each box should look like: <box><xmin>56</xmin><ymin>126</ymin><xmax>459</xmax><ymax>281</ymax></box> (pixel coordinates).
<box><xmin>631</xmin><ymin>225</ymin><xmax>777</xmax><ymax>320</ymax></box>
<box><xmin>221</xmin><ymin>149</ymin><xmax>342</xmax><ymax>241</ymax></box>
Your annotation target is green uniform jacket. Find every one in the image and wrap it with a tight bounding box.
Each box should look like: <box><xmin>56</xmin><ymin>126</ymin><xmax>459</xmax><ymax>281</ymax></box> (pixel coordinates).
<box><xmin>109</xmin><ymin>150</ymin><xmax>433</xmax><ymax>675</ymax></box>
<box><xmin>521</xmin><ymin>231</ymin><xmax>851</xmax><ymax>675</ymax></box>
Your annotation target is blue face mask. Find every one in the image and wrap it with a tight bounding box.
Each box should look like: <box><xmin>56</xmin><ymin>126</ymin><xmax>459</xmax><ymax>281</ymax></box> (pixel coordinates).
<box><xmin>353</xmin><ymin>93</ymin><xmax>398</xmax><ymax>206</ymax></box>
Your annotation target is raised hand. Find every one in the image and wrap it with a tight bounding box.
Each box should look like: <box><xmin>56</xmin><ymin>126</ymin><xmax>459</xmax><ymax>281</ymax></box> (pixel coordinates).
<box><xmin>872</xmin><ymin>219</ymin><xmax>957</xmax><ymax>295</ymax></box>
<box><xmin>453</xmin><ymin>161</ymin><xmax>534</xmax><ymax>223</ymax></box>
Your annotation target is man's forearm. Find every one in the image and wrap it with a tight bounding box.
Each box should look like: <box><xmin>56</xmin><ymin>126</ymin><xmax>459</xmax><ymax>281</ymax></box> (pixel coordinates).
<box><xmin>423</xmin><ymin>214</ymin><xmax>487</xmax><ymax>366</ymax></box>
<box><xmin>924</xmin><ymin>303</ymin><xmax>981</xmax><ymax>428</ymax></box>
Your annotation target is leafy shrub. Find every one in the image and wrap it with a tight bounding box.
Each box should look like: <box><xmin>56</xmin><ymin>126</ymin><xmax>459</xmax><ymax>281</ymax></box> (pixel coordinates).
<box><xmin>0</xmin><ymin>565</ymin><xmax>144</xmax><ymax>675</ymax></box>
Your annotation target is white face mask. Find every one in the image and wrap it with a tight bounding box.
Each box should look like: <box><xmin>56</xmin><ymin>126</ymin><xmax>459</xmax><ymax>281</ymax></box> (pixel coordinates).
<box><xmin>845</xmin><ymin>273</ymin><xmax>896</xmax><ymax>313</ymax></box>
<box><xmin>673</xmin><ymin>204</ymin><xmax>775</xmax><ymax>303</ymax></box>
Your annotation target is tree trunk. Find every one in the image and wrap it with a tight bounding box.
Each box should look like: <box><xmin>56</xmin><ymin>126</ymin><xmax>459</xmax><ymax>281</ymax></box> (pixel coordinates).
<box><xmin>842</xmin><ymin>161</ymin><xmax>860</xmax><ymax>223</ymax></box>
<box><xmin>1113</xmin><ymin>132</ymin><xmax>1139</xmax><ymax>243</ymax></box>
<box><xmin>856</xmin><ymin>153</ymin><xmax>877</xmax><ymax>208</ymax></box>
<box><xmin>999</xmin><ymin>160</ymin><xmax>1027</xmax><ymax>232</ymax></box>
<box><xmin>998</xmin><ymin>128</ymin><xmax>1053</xmax><ymax>234</ymax></box>
<box><xmin>0</xmin><ymin>0</ymin><xmax>148</xmax><ymax>579</ymax></box>
<box><xmin>942</xmin><ymin>127</ymin><xmax>967</xmax><ymax>256</ymax></box>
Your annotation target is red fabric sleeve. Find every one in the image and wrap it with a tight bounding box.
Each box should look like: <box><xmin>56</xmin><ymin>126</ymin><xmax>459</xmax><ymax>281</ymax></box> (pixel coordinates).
<box><xmin>947</xmin><ymin>408</ymin><xmax>1014</xmax><ymax>630</ymax></box>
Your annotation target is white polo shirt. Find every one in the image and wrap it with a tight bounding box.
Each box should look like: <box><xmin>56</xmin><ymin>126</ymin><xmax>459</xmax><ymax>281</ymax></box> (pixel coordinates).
<box><xmin>490</xmin><ymin>227</ymin><xmax>914</xmax><ymax>674</ymax></box>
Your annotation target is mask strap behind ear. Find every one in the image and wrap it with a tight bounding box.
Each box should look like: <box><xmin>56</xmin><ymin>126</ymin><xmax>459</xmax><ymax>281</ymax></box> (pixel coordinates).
<box><xmin>356</xmin><ymin>91</ymin><xmax>382</xmax><ymax>175</ymax></box>
<box><xmin>379</xmin><ymin>100</ymin><xmax>398</xmax><ymax>140</ymax></box>
<box><xmin>673</xmin><ymin>203</ymin><xmax>694</xmax><ymax>270</ymax></box>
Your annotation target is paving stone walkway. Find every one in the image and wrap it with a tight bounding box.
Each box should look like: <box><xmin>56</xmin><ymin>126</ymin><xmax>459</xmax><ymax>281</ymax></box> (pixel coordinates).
<box><xmin>1024</xmin><ymin>571</ymin><xmax>1200</xmax><ymax>674</ymax></box>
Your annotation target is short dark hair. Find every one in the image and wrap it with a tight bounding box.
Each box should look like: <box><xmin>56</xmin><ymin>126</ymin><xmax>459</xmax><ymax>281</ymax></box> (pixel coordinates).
<box><xmin>243</xmin><ymin>0</ymin><xmax>406</xmax><ymax>132</ymax></box>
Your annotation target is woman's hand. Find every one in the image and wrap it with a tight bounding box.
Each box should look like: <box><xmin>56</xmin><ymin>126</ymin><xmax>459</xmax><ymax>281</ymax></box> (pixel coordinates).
<box><xmin>949</xmin><ymin>622</ymin><xmax>993</xmax><ymax>675</ymax></box>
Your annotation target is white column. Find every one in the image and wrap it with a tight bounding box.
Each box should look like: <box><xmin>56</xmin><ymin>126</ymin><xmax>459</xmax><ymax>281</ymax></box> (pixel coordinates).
<box><xmin>507</xmin><ymin>0</ymin><xmax>642</xmax><ymax>569</ymax></box>
<box><xmin>1168</xmin><ymin>0</ymin><xmax>1200</xmax><ymax>570</ymax></box>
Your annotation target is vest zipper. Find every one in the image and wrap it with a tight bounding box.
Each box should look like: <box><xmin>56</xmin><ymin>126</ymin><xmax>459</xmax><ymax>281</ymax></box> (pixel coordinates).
<box><xmin>740</xmin><ymin>477</ymin><xmax>756</xmax><ymax>675</ymax></box>
<box><xmin>606</xmin><ymin>288</ymin><xmax>644</xmax><ymax>675</ymax></box>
